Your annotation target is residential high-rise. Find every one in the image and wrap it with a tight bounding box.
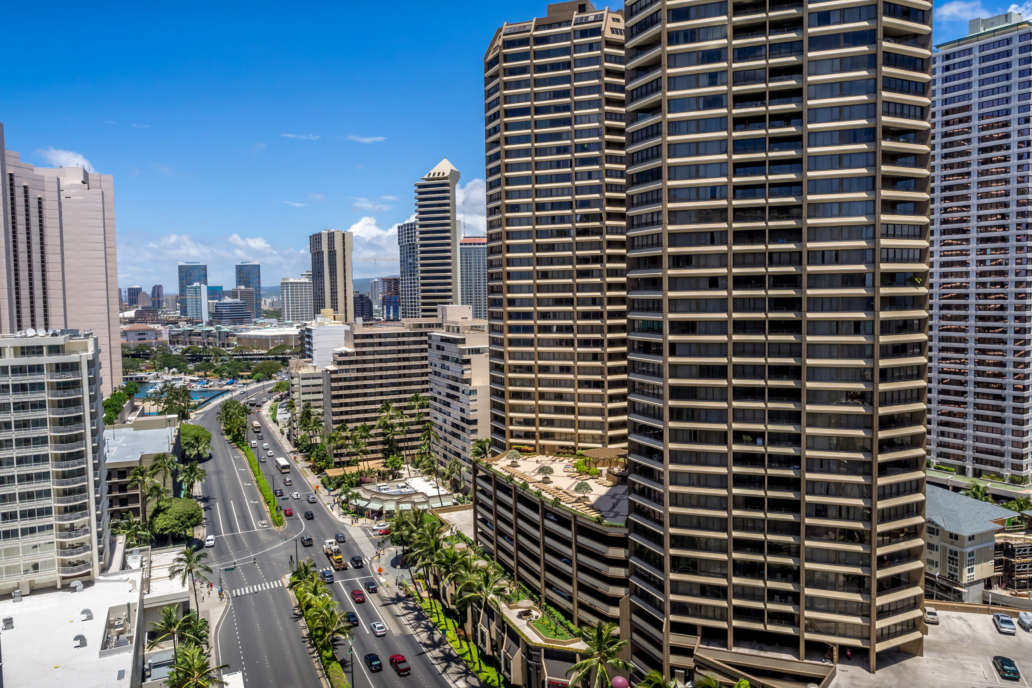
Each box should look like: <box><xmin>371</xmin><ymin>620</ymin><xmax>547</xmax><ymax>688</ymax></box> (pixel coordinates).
<box><xmin>126</xmin><ymin>286</ymin><xmax>143</xmax><ymax>307</ymax></box>
<box><xmin>235</xmin><ymin>261</ymin><xmax>262</xmax><ymax>318</ymax></box>
<box><xmin>381</xmin><ymin>276</ymin><xmax>401</xmax><ymax>320</ymax></box>
<box><xmin>354</xmin><ymin>292</ymin><xmax>373</xmax><ymax>320</ymax></box>
<box><xmin>0</xmin><ymin>331</ymin><xmax>107</xmax><ymax>593</ymax></box>
<box><xmin>484</xmin><ymin>2</ymin><xmax>628</xmax><ymax>455</ymax></box>
<box><xmin>0</xmin><ymin>127</ymin><xmax>122</xmax><ymax>395</ymax></box>
<box><xmin>226</xmin><ymin>286</ymin><xmax>256</xmax><ymax>322</ymax></box>
<box><xmin>459</xmin><ymin>236</ymin><xmax>488</xmax><ymax>319</ymax></box>
<box><xmin>177</xmin><ymin>262</ymin><xmax>207</xmax><ymax>314</ymax></box>
<box><xmin>369</xmin><ymin>278</ymin><xmax>383</xmax><ymax>317</ymax></box>
<box><xmin>928</xmin><ymin>13</ymin><xmax>1032</xmax><ymax>484</ymax></box>
<box><xmin>622</xmin><ymin>0</ymin><xmax>931</xmax><ymax>677</ymax></box>
<box><xmin>309</xmin><ymin>229</ymin><xmax>355</xmax><ymax>321</ymax></box>
<box><xmin>183</xmin><ymin>282</ymin><xmax>208</xmax><ymax>323</ymax></box>
<box><xmin>281</xmin><ymin>275</ymin><xmax>315</xmax><ymax>323</ymax></box>
<box><xmin>398</xmin><ymin>220</ymin><xmax>420</xmax><ymax>318</ymax></box>
<box><xmin>150</xmin><ymin>284</ymin><xmax>164</xmax><ymax>306</ymax></box>
<box><xmin>414</xmin><ymin>159</ymin><xmax>461</xmax><ymax>318</ymax></box>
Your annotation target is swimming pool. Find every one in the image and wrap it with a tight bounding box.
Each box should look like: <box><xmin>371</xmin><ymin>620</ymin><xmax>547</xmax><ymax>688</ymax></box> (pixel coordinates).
<box><xmin>134</xmin><ymin>382</ymin><xmax>228</xmax><ymax>412</ymax></box>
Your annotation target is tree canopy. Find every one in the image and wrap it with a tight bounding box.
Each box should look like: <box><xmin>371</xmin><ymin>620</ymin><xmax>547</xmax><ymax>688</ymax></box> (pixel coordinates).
<box><xmin>151</xmin><ymin>498</ymin><xmax>204</xmax><ymax>540</ymax></box>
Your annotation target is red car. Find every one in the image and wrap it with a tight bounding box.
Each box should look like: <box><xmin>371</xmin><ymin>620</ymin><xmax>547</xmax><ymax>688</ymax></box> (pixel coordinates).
<box><xmin>389</xmin><ymin>654</ymin><xmax>410</xmax><ymax>676</ymax></box>
<box><xmin>351</xmin><ymin>589</ymin><xmax>366</xmax><ymax>603</ymax></box>
<box><xmin>284</xmin><ymin>507</ymin><xmax>294</xmax><ymax>517</ymax></box>
<box><xmin>375</xmin><ymin>526</ymin><xmax>391</xmax><ymax>536</ymax></box>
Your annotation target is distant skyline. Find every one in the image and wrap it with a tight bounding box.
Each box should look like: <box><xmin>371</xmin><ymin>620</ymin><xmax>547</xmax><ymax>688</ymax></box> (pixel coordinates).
<box><xmin>0</xmin><ymin>0</ymin><xmax>1005</xmax><ymax>289</ymax></box>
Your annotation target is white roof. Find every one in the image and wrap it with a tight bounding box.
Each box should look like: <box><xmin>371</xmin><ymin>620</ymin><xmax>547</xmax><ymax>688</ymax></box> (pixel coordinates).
<box><xmin>424</xmin><ymin>157</ymin><xmax>459</xmax><ymax>179</ymax></box>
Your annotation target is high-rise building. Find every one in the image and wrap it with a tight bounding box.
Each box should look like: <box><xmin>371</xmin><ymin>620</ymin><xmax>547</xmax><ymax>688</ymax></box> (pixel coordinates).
<box><xmin>484</xmin><ymin>2</ymin><xmax>628</xmax><ymax>455</ymax></box>
<box><xmin>150</xmin><ymin>284</ymin><xmax>164</xmax><ymax>306</ymax></box>
<box><xmin>226</xmin><ymin>286</ymin><xmax>256</xmax><ymax>322</ymax></box>
<box><xmin>622</xmin><ymin>0</ymin><xmax>931</xmax><ymax>676</ymax></box>
<box><xmin>381</xmin><ymin>276</ymin><xmax>401</xmax><ymax>320</ymax></box>
<box><xmin>212</xmin><ymin>298</ymin><xmax>251</xmax><ymax>325</ymax></box>
<box><xmin>206</xmin><ymin>285</ymin><xmax>223</xmax><ymax>302</ymax></box>
<box><xmin>354</xmin><ymin>293</ymin><xmax>373</xmax><ymax>320</ymax></box>
<box><xmin>414</xmin><ymin>159</ymin><xmax>461</xmax><ymax>318</ymax></box>
<box><xmin>309</xmin><ymin>229</ymin><xmax>355</xmax><ymax>321</ymax></box>
<box><xmin>0</xmin><ymin>331</ymin><xmax>107</xmax><ymax>593</ymax></box>
<box><xmin>459</xmin><ymin>236</ymin><xmax>488</xmax><ymax>319</ymax></box>
<box><xmin>369</xmin><ymin>278</ymin><xmax>383</xmax><ymax>317</ymax></box>
<box><xmin>928</xmin><ymin>13</ymin><xmax>1032</xmax><ymax>484</ymax></box>
<box><xmin>126</xmin><ymin>286</ymin><xmax>143</xmax><ymax>307</ymax></box>
<box><xmin>0</xmin><ymin>126</ymin><xmax>122</xmax><ymax>395</ymax></box>
<box><xmin>281</xmin><ymin>275</ymin><xmax>315</xmax><ymax>323</ymax></box>
<box><xmin>177</xmin><ymin>262</ymin><xmax>207</xmax><ymax>314</ymax></box>
<box><xmin>235</xmin><ymin>261</ymin><xmax>262</xmax><ymax>318</ymax></box>
<box><xmin>183</xmin><ymin>282</ymin><xmax>208</xmax><ymax>323</ymax></box>
<box><xmin>398</xmin><ymin>220</ymin><xmax>420</xmax><ymax>318</ymax></box>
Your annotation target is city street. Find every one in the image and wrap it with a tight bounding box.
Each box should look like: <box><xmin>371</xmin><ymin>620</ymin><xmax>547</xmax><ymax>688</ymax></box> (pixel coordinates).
<box><xmin>195</xmin><ymin>381</ymin><xmax>463</xmax><ymax>688</ymax></box>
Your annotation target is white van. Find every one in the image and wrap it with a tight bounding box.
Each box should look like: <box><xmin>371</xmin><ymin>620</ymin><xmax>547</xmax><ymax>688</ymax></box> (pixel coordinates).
<box><xmin>204</xmin><ymin>535</ymin><xmax>215</xmax><ymax>547</ymax></box>
<box><xmin>250</xmin><ymin>440</ymin><xmax>257</xmax><ymax>448</ymax></box>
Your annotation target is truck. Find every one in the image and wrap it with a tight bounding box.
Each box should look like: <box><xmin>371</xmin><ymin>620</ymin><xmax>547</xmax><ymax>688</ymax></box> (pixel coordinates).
<box><xmin>323</xmin><ymin>539</ymin><xmax>346</xmax><ymax>569</ymax></box>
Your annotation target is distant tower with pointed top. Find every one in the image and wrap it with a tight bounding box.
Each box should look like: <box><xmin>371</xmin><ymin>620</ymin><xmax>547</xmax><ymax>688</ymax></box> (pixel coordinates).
<box><xmin>403</xmin><ymin>158</ymin><xmax>461</xmax><ymax>318</ymax></box>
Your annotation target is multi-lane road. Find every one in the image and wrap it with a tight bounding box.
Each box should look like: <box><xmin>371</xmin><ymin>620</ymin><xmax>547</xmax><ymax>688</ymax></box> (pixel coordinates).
<box><xmin>194</xmin><ymin>382</ymin><xmax>460</xmax><ymax>688</ymax></box>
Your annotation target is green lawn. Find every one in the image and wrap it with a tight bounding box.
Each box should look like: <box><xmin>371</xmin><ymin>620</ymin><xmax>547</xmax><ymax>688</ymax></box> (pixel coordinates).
<box><xmin>531</xmin><ymin>614</ymin><xmax>574</xmax><ymax>641</ymax></box>
<box><xmin>417</xmin><ymin>596</ymin><xmax>505</xmax><ymax>688</ymax></box>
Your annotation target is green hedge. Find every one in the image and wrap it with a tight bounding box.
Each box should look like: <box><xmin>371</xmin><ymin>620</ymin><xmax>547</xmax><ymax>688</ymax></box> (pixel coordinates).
<box><xmin>417</xmin><ymin>596</ymin><xmax>503</xmax><ymax>688</ymax></box>
<box><xmin>235</xmin><ymin>440</ymin><xmax>284</xmax><ymax>526</ymax></box>
<box><xmin>322</xmin><ymin>651</ymin><xmax>350</xmax><ymax>688</ymax></box>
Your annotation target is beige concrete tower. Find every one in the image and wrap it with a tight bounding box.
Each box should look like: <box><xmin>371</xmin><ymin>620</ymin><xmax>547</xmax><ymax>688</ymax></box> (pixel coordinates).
<box><xmin>309</xmin><ymin>229</ymin><xmax>355</xmax><ymax>322</ymax></box>
<box><xmin>484</xmin><ymin>1</ymin><xmax>628</xmax><ymax>456</ymax></box>
<box><xmin>623</xmin><ymin>0</ymin><xmax>931</xmax><ymax>678</ymax></box>
<box><xmin>414</xmin><ymin>159</ymin><xmax>461</xmax><ymax>318</ymax></box>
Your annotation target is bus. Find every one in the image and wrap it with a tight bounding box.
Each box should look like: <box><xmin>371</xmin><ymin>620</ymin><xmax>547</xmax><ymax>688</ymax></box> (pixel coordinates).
<box><xmin>252</xmin><ymin>420</ymin><xmax>261</xmax><ymax>433</ymax></box>
<box><xmin>275</xmin><ymin>456</ymin><xmax>291</xmax><ymax>473</ymax></box>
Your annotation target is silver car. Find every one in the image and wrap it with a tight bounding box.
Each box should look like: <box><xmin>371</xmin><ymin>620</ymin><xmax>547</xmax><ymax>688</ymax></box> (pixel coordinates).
<box><xmin>994</xmin><ymin>612</ymin><xmax>1017</xmax><ymax>635</ymax></box>
<box><xmin>1018</xmin><ymin>611</ymin><xmax>1032</xmax><ymax>632</ymax></box>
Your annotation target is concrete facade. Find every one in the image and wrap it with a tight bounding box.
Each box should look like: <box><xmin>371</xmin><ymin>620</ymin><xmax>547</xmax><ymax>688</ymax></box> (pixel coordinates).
<box><xmin>309</xmin><ymin>230</ymin><xmax>355</xmax><ymax>322</ymax></box>
<box><xmin>280</xmin><ymin>275</ymin><xmax>314</xmax><ymax>323</ymax></box>
<box><xmin>414</xmin><ymin>160</ymin><xmax>461</xmax><ymax>318</ymax></box>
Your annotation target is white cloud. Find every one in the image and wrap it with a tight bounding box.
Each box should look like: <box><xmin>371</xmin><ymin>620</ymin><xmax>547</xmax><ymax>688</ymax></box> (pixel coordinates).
<box><xmin>353</xmin><ymin>197</ymin><xmax>392</xmax><ymax>212</ymax></box>
<box><xmin>345</xmin><ymin>216</ymin><xmax>408</xmax><ymax>277</ymax></box>
<box><xmin>456</xmin><ymin>177</ymin><xmax>487</xmax><ymax>236</ymax></box>
<box><xmin>307</xmin><ymin>192</ymin><xmax>325</xmax><ymax>201</ymax></box>
<box><xmin>131</xmin><ymin>123</ymin><xmax>151</xmax><ymax>129</ymax></box>
<box><xmin>37</xmin><ymin>147</ymin><xmax>94</xmax><ymax>172</ymax></box>
<box><xmin>283</xmin><ymin>201</ymin><xmax>306</xmax><ymax>207</ymax></box>
<box><xmin>380</xmin><ymin>195</ymin><xmax>398</xmax><ymax>202</ymax></box>
<box><xmin>938</xmin><ymin>0</ymin><xmax>987</xmax><ymax>20</ymax></box>
<box><xmin>280</xmin><ymin>133</ymin><xmax>320</xmax><ymax>141</ymax></box>
<box><xmin>1009</xmin><ymin>1</ymin><xmax>1032</xmax><ymax>15</ymax></box>
<box><xmin>347</xmin><ymin>135</ymin><xmax>386</xmax><ymax>144</ymax></box>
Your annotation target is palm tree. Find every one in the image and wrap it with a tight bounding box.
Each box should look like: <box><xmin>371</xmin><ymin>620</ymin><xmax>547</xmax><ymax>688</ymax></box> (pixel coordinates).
<box><xmin>470</xmin><ymin>437</ymin><xmax>491</xmax><ymax>464</ymax></box>
<box><xmin>179</xmin><ymin>462</ymin><xmax>207</xmax><ymax>497</ymax></box>
<box><xmin>308</xmin><ymin>595</ymin><xmax>351</xmax><ymax>657</ymax></box>
<box><xmin>180</xmin><ymin>611</ymin><xmax>210</xmax><ymax>648</ymax></box>
<box><xmin>149</xmin><ymin>605</ymin><xmax>189</xmax><ymax>662</ymax></box>
<box><xmin>146</xmin><ymin>482</ymin><xmax>170</xmax><ymax>519</ymax></box>
<box><xmin>128</xmin><ymin>465</ymin><xmax>156</xmax><ymax>525</ymax></box>
<box><xmin>443</xmin><ymin>457</ymin><xmax>463</xmax><ymax>492</ymax></box>
<box><xmin>638</xmin><ymin>670</ymin><xmax>678</xmax><ymax>688</ymax></box>
<box><xmin>328</xmin><ymin>422</ymin><xmax>351</xmax><ymax>466</ymax></box>
<box><xmin>963</xmin><ymin>481</ymin><xmax>994</xmax><ymax>503</ymax></box>
<box><xmin>290</xmin><ymin>559</ymin><xmax>318</xmax><ymax>588</ymax></box>
<box><xmin>456</xmin><ymin>566</ymin><xmax>508</xmax><ymax>669</ymax></box>
<box><xmin>1004</xmin><ymin>496</ymin><xmax>1032</xmax><ymax>513</ymax></box>
<box><xmin>351</xmin><ymin>423</ymin><xmax>371</xmax><ymax>471</ymax></box>
<box><xmin>566</xmin><ymin>621</ymin><xmax>631</xmax><ymax>688</ymax></box>
<box><xmin>410</xmin><ymin>518</ymin><xmax>445</xmax><ymax>596</ymax></box>
<box><xmin>112</xmin><ymin>513</ymin><xmax>152</xmax><ymax>547</ymax></box>
<box><xmin>170</xmin><ymin>547</ymin><xmax>213</xmax><ymax>612</ymax></box>
<box><xmin>181</xmin><ymin>431</ymin><xmax>211</xmax><ymax>462</ymax></box>
<box><xmin>376</xmin><ymin>401</ymin><xmax>404</xmax><ymax>470</ymax></box>
<box><xmin>167</xmin><ymin>643</ymin><xmax>227</xmax><ymax>688</ymax></box>
<box><xmin>153</xmin><ymin>453</ymin><xmax>179</xmax><ymax>491</ymax></box>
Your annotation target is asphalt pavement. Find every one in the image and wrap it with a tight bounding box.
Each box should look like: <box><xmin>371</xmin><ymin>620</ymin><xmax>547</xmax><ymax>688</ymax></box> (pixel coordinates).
<box><xmin>195</xmin><ymin>381</ymin><xmax>460</xmax><ymax>688</ymax></box>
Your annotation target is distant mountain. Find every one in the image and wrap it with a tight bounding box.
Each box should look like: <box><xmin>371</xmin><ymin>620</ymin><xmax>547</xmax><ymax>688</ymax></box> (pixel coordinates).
<box><xmin>354</xmin><ymin>277</ymin><xmax>372</xmax><ymax>295</ymax></box>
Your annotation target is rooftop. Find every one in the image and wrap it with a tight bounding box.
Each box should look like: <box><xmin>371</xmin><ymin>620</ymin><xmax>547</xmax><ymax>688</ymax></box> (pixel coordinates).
<box><xmin>140</xmin><ymin>547</ymin><xmax>190</xmax><ymax>607</ymax></box>
<box><xmin>237</xmin><ymin>327</ymin><xmax>300</xmax><ymax>337</ymax></box>
<box><xmin>0</xmin><ymin>572</ymin><xmax>142</xmax><ymax>688</ymax></box>
<box><xmin>926</xmin><ymin>485</ymin><xmax>1018</xmax><ymax>536</ymax></box>
<box><xmin>484</xmin><ymin>452</ymin><xmax>628</xmax><ymax>524</ymax></box>
<box><xmin>103</xmin><ymin>425</ymin><xmax>176</xmax><ymax>465</ymax></box>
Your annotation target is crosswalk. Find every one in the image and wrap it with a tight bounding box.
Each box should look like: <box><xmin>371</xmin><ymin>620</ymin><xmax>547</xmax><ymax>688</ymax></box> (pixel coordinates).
<box><xmin>230</xmin><ymin>579</ymin><xmax>283</xmax><ymax>598</ymax></box>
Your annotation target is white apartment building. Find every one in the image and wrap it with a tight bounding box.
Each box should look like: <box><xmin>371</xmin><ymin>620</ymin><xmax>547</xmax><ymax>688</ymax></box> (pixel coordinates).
<box><xmin>281</xmin><ymin>274</ymin><xmax>314</xmax><ymax>323</ymax></box>
<box><xmin>182</xmin><ymin>282</ymin><xmax>208</xmax><ymax>323</ymax></box>
<box><xmin>302</xmin><ymin>317</ymin><xmax>352</xmax><ymax>369</ymax></box>
<box><xmin>929</xmin><ymin>13</ymin><xmax>1032</xmax><ymax>483</ymax></box>
<box><xmin>0</xmin><ymin>331</ymin><xmax>106</xmax><ymax>594</ymax></box>
<box><xmin>398</xmin><ymin>220</ymin><xmax>420</xmax><ymax>318</ymax></box>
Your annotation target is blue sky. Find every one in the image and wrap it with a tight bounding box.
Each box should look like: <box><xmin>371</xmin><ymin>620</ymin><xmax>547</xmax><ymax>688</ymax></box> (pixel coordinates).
<box><xmin>0</xmin><ymin>0</ymin><xmax>1020</xmax><ymax>291</ymax></box>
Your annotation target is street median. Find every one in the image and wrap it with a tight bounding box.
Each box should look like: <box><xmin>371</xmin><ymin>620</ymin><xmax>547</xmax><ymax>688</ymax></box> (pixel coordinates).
<box><xmin>234</xmin><ymin>439</ymin><xmax>285</xmax><ymax>527</ymax></box>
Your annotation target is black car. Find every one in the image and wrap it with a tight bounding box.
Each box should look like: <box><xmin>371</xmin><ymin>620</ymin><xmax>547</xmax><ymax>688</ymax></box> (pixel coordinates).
<box><xmin>344</xmin><ymin>611</ymin><xmax>360</xmax><ymax>627</ymax></box>
<box><xmin>365</xmin><ymin>580</ymin><xmax>378</xmax><ymax>593</ymax></box>
<box><xmin>364</xmin><ymin>653</ymin><xmax>383</xmax><ymax>672</ymax></box>
<box><xmin>300</xmin><ymin>535</ymin><xmax>313</xmax><ymax>547</ymax></box>
<box><xmin>304</xmin><ymin>511</ymin><xmax>314</xmax><ymax>520</ymax></box>
<box><xmin>351</xmin><ymin>556</ymin><xmax>364</xmax><ymax>568</ymax></box>
<box><xmin>319</xmin><ymin>568</ymin><xmax>334</xmax><ymax>584</ymax></box>
<box><xmin>274</xmin><ymin>488</ymin><xmax>284</xmax><ymax>497</ymax></box>
<box><xmin>994</xmin><ymin>656</ymin><xmax>1021</xmax><ymax>681</ymax></box>
<box><xmin>335</xmin><ymin>532</ymin><xmax>347</xmax><ymax>543</ymax></box>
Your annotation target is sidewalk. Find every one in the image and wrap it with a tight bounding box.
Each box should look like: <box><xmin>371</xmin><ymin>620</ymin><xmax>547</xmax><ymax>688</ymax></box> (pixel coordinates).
<box><xmin>389</xmin><ymin>591</ymin><xmax>482</xmax><ymax>688</ymax></box>
<box><xmin>195</xmin><ymin>577</ymin><xmax>230</xmax><ymax>663</ymax></box>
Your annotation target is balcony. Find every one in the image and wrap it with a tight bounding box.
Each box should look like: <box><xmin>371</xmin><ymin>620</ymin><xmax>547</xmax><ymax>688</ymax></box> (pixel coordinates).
<box><xmin>57</xmin><ymin>544</ymin><xmax>91</xmax><ymax>557</ymax></box>
<box><xmin>56</xmin><ymin>528</ymin><xmax>91</xmax><ymax>540</ymax></box>
<box><xmin>55</xmin><ymin>510</ymin><xmax>90</xmax><ymax>523</ymax></box>
<box><xmin>59</xmin><ymin>563</ymin><xmax>92</xmax><ymax>576</ymax></box>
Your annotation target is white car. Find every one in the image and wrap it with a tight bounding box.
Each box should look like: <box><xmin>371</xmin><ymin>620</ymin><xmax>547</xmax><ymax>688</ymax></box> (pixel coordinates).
<box><xmin>292</xmin><ymin>491</ymin><xmax>301</xmax><ymax>500</ymax></box>
<box><xmin>204</xmin><ymin>535</ymin><xmax>215</xmax><ymax>548</ymax></box>
<box><xmin>267</xmin><ymin>450</ymin><xmax>274</xmax><ymax>457</ymax></box>
<box><xmin>1018</xmin><ymin>611</ymin><xmax>1032</xmax><ymax>632</ymax></box>
<box><xmin>371</xmin><ymin>621</ymin><xmax>387</xmax><ymax>637</ymax></box>
<box><xmin>307</xmin><ymin>494</ymin><xmax>317</xmax><ymax>503</ymax></box>
<box><xmin>250</xmin><ymin>440</ymin><xmax>257</xmax><ymax>448</ymax></box>
<box><xmin>374</xmin><ymin>521</ymin><xmax>389</xmax><ymax>530</ymax></box>
<box><xmin>262</xmin><ymin>442</ymin><xmax>269</xmax><ymax>450</ymax></box>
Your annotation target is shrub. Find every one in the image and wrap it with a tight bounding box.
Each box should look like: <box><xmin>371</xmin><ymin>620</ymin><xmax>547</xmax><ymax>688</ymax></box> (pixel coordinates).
<box><xmin>237</xmin><ymin>441</ymin><xmax>284</xmax><ymax>526</ymax></box>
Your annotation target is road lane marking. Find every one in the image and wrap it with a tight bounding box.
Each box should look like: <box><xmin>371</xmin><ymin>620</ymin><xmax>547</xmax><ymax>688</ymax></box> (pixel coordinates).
<box><xmin>229</xmin><ymin>500</ymin><xmax>242</xmax><ymax>534</ymax></box>
<box><xmin>230</xmin><ymin>579</ymin><xmax>284</xmax><ymax>598</ymax></box>
<box><xmin>216</xmin><ymin>502</ymin><xmax>228</xmax><ymax>535</ymax></box>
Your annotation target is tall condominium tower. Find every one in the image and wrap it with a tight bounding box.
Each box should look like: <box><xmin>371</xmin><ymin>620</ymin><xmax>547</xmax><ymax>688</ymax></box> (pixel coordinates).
<box><xmin>381</xmin><ymin>276</ymin><xmax>401</xmax><ymax>320</ymax></box>
<box><xmin>183</xmin><ymin>282</ymin><xmax>209</xmax><ymax>323</ymax></box>
<box><xmin>369</xmin><ymin>277</ymin><xmax>383</xmax><ymax>316</ymax></box>
<box><xmin>415</xmin><ymin>159</ymin><xmax>461</xmax><ymax>318</ymax></box>
<box><xmin>398</xmin><ymin>221</ymin><xmax>420</xmax><ymax>318</ymax></box>
<box><xmin>235</xmin><ymin>261</ymin><xmax>262</xmax><ymax>318</ymax></box>
<box><xmin>460</xmin><ymin>236</ymin><xmax>488</xmax><ymax>319</ymax></box>
<box><xmin>150</xmin><ymin>284</ymin><xmax>164</xmax><ymax>306</ymax></box>
<box><xmin>928</xmin><ymin>13</ymin><xmax>1032</xmax><ymax>484</ymax></box>
<box><xmin>281</xmin><ymin>275</ymin><xmax>315</xmax><ymax>323</ymax></box>
<box><xmin>484</xmin><ymin>2</ymin><xmax>628</xmax><ymax>455</ymax></box>
<box><xmin>0</xmin><ymin>125</ymin><xmax>122</xmax><ymax>395</ymax></box>
<box><xmin>309</xmin><ymin>229</ymin><xmax>355</xmax><ymax>321</ymax></box>
<box><xmin>623</xmin><ymin>0</ymin><xmax>931</xmax><ymax>677</ymax></box>
<box><xmin>126</xmin><ymin>286</ymin><xmax>143</xmax><ymax>307</ymax></box>
<box><xmin>177</xmin><ymin>262</ymin><xmax>207</xmax><ymax>314</ymax></box>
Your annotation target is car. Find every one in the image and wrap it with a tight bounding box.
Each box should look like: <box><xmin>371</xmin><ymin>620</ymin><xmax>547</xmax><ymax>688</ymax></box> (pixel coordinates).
<box><xmin>284</xmin><ymin>507</ymin><xmax>294</xmax><ymax>517</ymax></box>
<box><xmin>204</xmin><ymin>534</ymin><xmax>215</xmax><ymax>547</ymax></box>
<box><xmin>351</xmin><ymin>589</ymin><xmax>366</xmax><ymax>603</ymax></box>
<box><xmin>924</xmin><ymin>607</ymin><xmax>939</xmax><ymax>625</ymax></box>
<box><xmin>257</xmin><ymin>433</ymin><xmax>262</xmax><ymax>440</ymax></box>
<box><xmin>274</xmin><ymin>488</ymin><xmax>284</xmax><ymax>497</ymax></box>
<box><xmin>267</xmin><ymin>450</ymin><xmax>274</xmax><ymax>457</ymax></box>
<box><xmin>307</xmin><ymin>494</ymin><xmax>317</xmax><ymax>503</ymax></box>
<box><xmin>304</xmin><ymin>510</ymin><xmax>314</xmax><ymax>520</ymax></box>
<box><xmin>344</xmin><ymin>611</ymin><xmax>359</xmax><ymax>627</ymax></box>
<box><xmin>1018</xmin><ymin>611</ymin><xmax>1032</xmax><ymax>632</ymax></box>
<box><xmin>365</xmin><ymin>580</ymin><xmax>378</xmax><ymax>593</ymax></box>
<box><xmin>993</xmin><ymin>656</ymin><xmax>1021</xmax><ymax>681</ymax></box>
<box><xmin>374</xmin><ymin>521</ymin><xmax>389</xmax><ymax>530</ymax></box>
<box><xmin>250</xmin><ymin>440</ymin><xmax>257</xmax><ymax>448</ymax></box>
<box><xmin>373</xmin><ymin>522</ymin><xmax>391</xmax><ymax>535</ymax></box>
<box><xmin>994</xmin><ymin>612</ymin><xmax>1018</xmax><ymax>635</ymax></box>
<box><xmin>319</xmin><ymin>568</ymin><xmax>334</xmax><ymax>584</ymax></box>
<box><xmin>259</xmin><ymin>455</ymin><xmax>266</xmax><ymax>463</ymax></box>
<box><xmin>351</xmin><ymin>556</ymin><xmax>364</xmax><ymax>568</ymax></box>
<box><xmin>375</xmin><ymin>526</ymin><xmax>391</xmax><ymax>536</ymax></box>
<box><xmin>335</xmin><ymin>532</ymin><xmax>347</xmax><ymax>543</ymax></box>
<box><xmin>292</xmin><ymin>491</ymin><xmax>301</xmax><ymax>500</ymax></box>
<box><xmin>390</xmin><ymin>654</ymin><xmax>411</xmax><ymax>676</ymax></box>
<box><xmin>364</xmin><ymin>653</ymin><xmax>383</xmax><ymax>672</ymax></box>
<box><xmin>370</xmin><ymin>621</ymin><xmax>387</xmax><ymax>636</ymax></box>
<box><xmin>283</xmin><ymin>477</ymin><xmax>293</xmax><ymax>486</ymax></box>
<box><xmin>300</xmin><ymin>535</ymin><xmax>313</xmax><ymax>547</ymax></box>
<box><xmin>262</xmin><ymin>443</ymin><xmax>269</xmax><ymax>449</ymax></box>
